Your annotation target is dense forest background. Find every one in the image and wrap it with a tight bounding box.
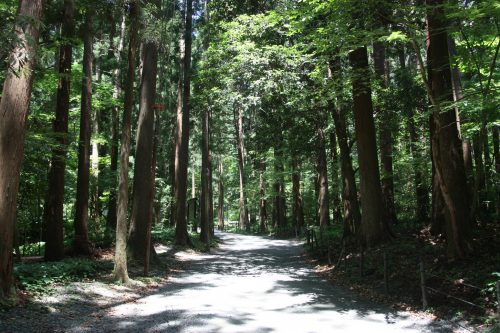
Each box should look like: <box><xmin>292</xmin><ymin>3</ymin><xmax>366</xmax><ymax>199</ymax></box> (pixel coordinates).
<box><xmin>0</xmin><ymin>0</ymin><xmax>499</xmax><ymax>321</ymax></box>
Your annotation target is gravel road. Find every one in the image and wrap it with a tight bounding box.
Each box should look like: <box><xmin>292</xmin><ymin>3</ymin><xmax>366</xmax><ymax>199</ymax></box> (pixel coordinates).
<box><xmin>0</xmin><ymin>232</ymin><xmax>459</xmax><ymax>332</ymax></box>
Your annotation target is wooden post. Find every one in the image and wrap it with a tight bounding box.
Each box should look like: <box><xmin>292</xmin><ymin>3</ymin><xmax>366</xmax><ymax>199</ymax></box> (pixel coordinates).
<box><xmin>383</xmin><ymin>251</ymin><xmax>388</xmax><ymax>294</ymax></box>
<box><xmin>420</xmin><ymin>259</ymin><xmax>428</xmax><ymax>310</ymax></box>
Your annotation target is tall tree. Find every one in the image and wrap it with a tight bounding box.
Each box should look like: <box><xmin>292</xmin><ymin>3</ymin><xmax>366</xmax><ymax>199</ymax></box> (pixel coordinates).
<box><xmin>328</xmin><ymin>59</ymin><xmax>361</xmax><ymax>238</ymax></box>
<box><xmin>291</xmin><ymin>157</ymin><xmax>304</xmax><ymax>233</ymax></box>
<box><xmin>73</xmin><ymin>8</ymin><xmax>94</xmax><ymax>256</ymax></box>
<box><xmin>114</xmin><ymin>0</ymin><xmax>140</xmax><ymax>283</ymax></box>
<box><xmin>373</xmin><ymin>35</ymin><xmax>397</xmax><ymax>225</ymax></box>
<box><xmin>0</xmin><ymin>0</ymin><xmax>43</xmax><ymax>298</ymax></box>
<box><xmin>128</xmin><ymin>41</ymin><xmax>158</xmax><ymax>264</ymax></box>
<box><xmin>106</xmin><ymin>11</ymin><xmax>127</xmax><ymax>232</ymax></box>
<box><xmin>234</xmin><ymin>106</ymin><xmax>249</xmax><ymax>230</ymax></box>
<box><xmin>174</xmin><ymin>0</ymin><xmax>193</xmax><ymax>245</ymax></box>
<box><xmin>350</xmin><ymin>46</ymin><xmax>389</xmax><ymax>247</ymax></box>
<box><xmin>424</xmin><ymin>0</ymin><xmax>472</xmax><ymax>258</ymax></box>
<box><xmin>316</xmin><ymin>113</ymin><xmax>330</xmax><ymax>229</ymax></box>
<box><xmin>44</xmin><ymin>0</ymin><xmax>74</xmax><ymax>261</ymax></box>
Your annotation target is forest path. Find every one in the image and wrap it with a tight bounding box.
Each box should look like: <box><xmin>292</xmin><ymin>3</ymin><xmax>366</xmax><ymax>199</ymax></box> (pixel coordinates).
<box><xmin>74</xmin><ymin>232</ymin><xmax>453</xmax><ymax>332</ymax></box>
<box><xmin>0</xmin><ymin>232</ymin><xmax>458</xmax><ymax>332</ymax></box>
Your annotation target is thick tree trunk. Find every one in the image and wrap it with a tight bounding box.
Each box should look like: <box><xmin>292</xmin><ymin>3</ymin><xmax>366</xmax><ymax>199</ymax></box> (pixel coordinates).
<box><xmin>107</xmin><ymin>13</ymin><xmax>126</xmax><ymax>231</ymax></box>
<box><xmin>114</xmin><ymin>1</ymin><xmax>140</xmax><ymax>283</ymax></box>
<box><xmin>373</xmin><ymin>40</ymin><xmax>397</xmax><ymax>225</ymax></box>
<box><xmin>44</xmin><ymin>0</ymin><xmax>74</xmax><ymax>261</ymax></box>
<box><xmin>426</xmin><ymin>0</ymin><xmax>472</xmax><ymax>258</ymax></box>
<box><xmin>316</xmin><ymin>124</ymin><xmax>330</xmax><ymax>229</ymax></box>
<box><xmin>128</xmin><ymin>42</ymin><xmax>158</xmax><ymax>263</ymax></box>
<box><xmin>234</xmin><ymin>107</ymin><xmax>249</xmax><ymax>230</ymax></box>
<box><xmin>349</xmin><ymin>46</ymin><xmax>389</xmax><ymax>247</ymax></box>
<box><xmin>0</xmin><ymin>0</ymin><xmax>43</xmax><ymax>298</ymax></box>
<box><xmin>73</xmin><ymin>10</ymin><xmax>94</xmax><ymax>256</ymax></box>
<box><xmin>291</xmin><ymin>158</ymin><xmax>304</xmax><ymax>234</ymax></box>
<box><xmin>328</xmin><ymin>59</ymin><xmax>361</xmax><ymax>238</ymax></box>
<box><xmin>174</xmin><ymin>0</ymin><xmax>193</xmax><ymax>245</ymax></box>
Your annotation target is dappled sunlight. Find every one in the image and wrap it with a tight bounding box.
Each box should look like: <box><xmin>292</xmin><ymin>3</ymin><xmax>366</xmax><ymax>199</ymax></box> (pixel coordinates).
<box><xmin>67</xmin><ymin>232</ymin><xmax>454</xmax><ymax>333</ymax></box>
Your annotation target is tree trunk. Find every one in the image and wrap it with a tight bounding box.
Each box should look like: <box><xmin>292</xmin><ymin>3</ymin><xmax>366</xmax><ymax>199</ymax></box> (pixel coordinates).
<box><xmin>128</xmin><ymin>41</ymin><xmax>158</xmax><ymax>264</ymax></box>
<box><xmin>217</xmin><ymin>158</ymin><xmax>224</xmax><ymax>231</ymax></box>
<box><xmin>291</xmin><ymin>157</ymin><xmax>304</xmax><ymax>234</ymax></box>
<box><xmin>73</xmin><ymin>9</ymin><xmax>94</xmax><ymax>256</ymax></box>
<box><xmin>0</xmin><ymin>0</ymin><xmax>43</xmax><ymax>298</ymax></box>
<box><xmin>272</xmin><ymin>137</ymin><xmax>286</xmax><ymax>231</ymax></box>
<box><xmin>174</xmin><ymin>0</ymin><xmax>193</xmax><ymax>245</ymax></box>
<box><xmin>234</xmin><ymin>106</ymin><xmax>249</xmax><ymax>230</ymax></box>
<box><xmin>373</xmin><ymin>40</ymin><xmax>397</xmax><ymax>225</ymax></box>
<box><xmin>426</xmin><ymin>0</ymin><xmax>472</xmax><ymax>258</ymax></box>
<box><xmin>200</xmin><ymin>105</ymin><xmax>211</xmax><ymax>244</ymax></box>
<box><xmin>349</xmin><ymin>46</ymin><xmax>389</xmax><ymax>247</ymax></box>
<box><xmin>328</xmin><ymin>59</ymin><xmax>361</xmax><ymax>238</ymax></box>
<box><xmin>107</xmin><ymin>12</ymin><xmax>126</xmax><ymax>232</ymax></box>
<box><xmin>316</xmin><ymin>123</ymin><xmax>330</xmax><ymax>229</ymax></box>
<box><xmin>329</xmin><ymin>128</ymin><xmax>342</xmax><ymax>224</ymax></box>
<box><xmin>44</xmin><ymin>0</ymin><xmax>74</xmax><ymax>261</ymax></box>
<box><xmin>114</xmin><ymin>1</ymin><xmax>140</xmax><ymax>283</ymax></box>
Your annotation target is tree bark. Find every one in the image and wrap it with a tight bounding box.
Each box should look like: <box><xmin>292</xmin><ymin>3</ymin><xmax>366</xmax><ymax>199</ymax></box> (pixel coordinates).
<box><xmin>217</xmin><ymin>158</ymin><xmax>224</xmax><ymax>231</ymax></box>
<box><xmin>114</xmin><ymin>1</ymin><xmax>140</xmax><ymax>283</ymax></box>
<box><xmin>73</xmin><ymin>9</ymin><xmax>94</xmax><ymax>256</ymax></box>
<box><xmin>200</xmin><ymin>105</ymin><xmax>211</xmax><ymax>244</ymax></box>
<box><xmin>174</xmin><ymin>0</ymin><xmax>193</xmax><ymax>245</ymax></box>
<box><xmin>106</xmin><ymin>12</ymin><xmax>126</xmax><ymax>232</ymax></box>
<box><xmin>128</xmin><ymin>41</ymin><xmax>158</xmax><ymax>263</ymax></box>
<box><xmin>272</xmin><ymin>136</ymin><xmax>286</xmax><ymax>231</ymax></box>
<box><xmin>316</xmin><ymin>122</ymin><xmax>330</xmax><ymax>229</ymax></box>
<box><xmin>44</xmin><ymin>0</ymin><xmax>74</xmax><ymax>261</ymax></box>
<box><xmin>373</xmin><ymin>39</ymin><xmax>397</xmax><ymax>225</ymax></box>
<box><xmin>328</xmin><ymin>59</ymin><xmax>361</xmax><ymax>238</ymax></box>
<box><xmin>234</xmin><ymin>106</ymin><xmax>249</xmax><ymax>230</ymax></box>
<box><xmin>291</xmin><ymin>157</ymin><xmax>304</xmax><ymax>234</ymax></box>
<box><xmin>426</xmin><ymin>0</ymin><xmax>472</xmax><ymax>258</ymax></box>
<box><xmin>349</xmin><ymin>46</ymin><xmax>389</xmax><ymax>247</ymax></box>
<box><xmin>0</xmin><ymin>0</ymin><xmax>43</xmax><ymax>298</ymax></box>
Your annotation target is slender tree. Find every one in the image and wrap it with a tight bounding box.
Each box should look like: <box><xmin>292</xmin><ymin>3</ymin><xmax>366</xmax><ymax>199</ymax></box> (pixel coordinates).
<box><xmin>0</xmin><ymin>0</ymin><xmax>43</xmax><ymax>298</ymax></box>
<box><xmin>73</xmin><ymin>8</ymin><xmax>94</xmax><ymax>256</ymax></box>
<box><xmin>174</xmin><ymin>0</ymin><xmax>194</xmax><ymax>245</ymax></box>
<box><xmin>44</xmin><ymin>0</ymin><xmax>74</xmax><ymax>261</ymax></box>
<box><xmin>114</xmin><ymin>0</ymin><xmax>140</xmax><ymax>283</ymax></box>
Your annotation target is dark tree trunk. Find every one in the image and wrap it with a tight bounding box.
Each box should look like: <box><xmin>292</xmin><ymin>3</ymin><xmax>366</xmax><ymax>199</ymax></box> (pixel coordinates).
<box><xmin>272</xmin><ymin>137</ymin><xmax>286</xmax><ymax>231</ymax></box>
<box><xmin>291</xmin><ymin>157</ymin><xmax>304</xmax><ymax>234</ymax></box>
<box><xmin>328</xmin><ymin>59</ymin><xmax>361</xmax><ymax>238</ymax></box>
<box><xmin>462</xmin><ymin>139</ymin><xmax>474</xmax><ymax>199</ymax></box>
<box><xmin>107</xmin><ymin>12</ymin><xmax>126</xmax><ymax>232</ymax></box>
<box><xmin>73</xmin><ymin>10</ymin><xmax>94</xmax><ymax>256</ymax></box>
<box><xmin>0</xmin><ymin>0</ymin><xmax>43</xmax><ymax>298</ymax></box>
<box><xmin>200</xmin><ymin>106</ymin><xmax>211</xmax><ymax>244</ymax></box>
<box><xmin>44</xmin><ymin>0</ymin><xmax>74</xmax><ymax>261</ymax></box>
<box><xmin>114</xmin><ymin>1</ymin><xmax>140</xmax><ymax>283</ymax></box>
<box><xmin>426</xmin><ymin>0</ymin><xmax>472</xmax><ymax>258</ymax></box>
<box><xmin>174</xmin><ymin>0</ymin><xmax>193</xmax><ymax>245</ymax></box>
<box><xmin>316</xmin><ymin>123</ymin><xmax>330</xmax><ymax>229</ymax></box>
<box><xmin>349</xmin><ymin>46</ymin><xmax>389</xmax><ymax>247</ymax></box>
<box><xmin>234</xmin><ymin>107</ymin><xmax>249</xmax><ymax>230</ymax></box>
<box><xmin>373</xmin><ymin>40</ymin><xmax>397</xmax><ymax>225</ymax></box>
<box><xmin>217</xmin><ymin>158</ymin><xmax>224</xmax><ymax>231</ymax></box>
<box><xmin>128</xmin><ymin>41</ymin><xmax>158</xmax><ymax>263</ymax></box>
<box><xmin>329</xmin><ymin>127</ymin><xmax>342</xmax><ymax>224</ymax></box>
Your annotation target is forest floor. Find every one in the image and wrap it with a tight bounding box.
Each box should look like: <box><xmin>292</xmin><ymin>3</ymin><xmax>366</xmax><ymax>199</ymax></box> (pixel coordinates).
<box><xmin>0</xmin><ymin>232</ymin><xmax>476</xmax><ymax>332</ymax></box>
<box><xmin>306</xmin><ymin>222</ymin><xmax>500</xmax><ymax>332</ymax></box>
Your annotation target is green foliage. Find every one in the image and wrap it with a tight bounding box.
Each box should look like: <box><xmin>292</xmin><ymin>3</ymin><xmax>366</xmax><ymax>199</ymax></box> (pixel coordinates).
<box><xmin>14</xmin><ymin>259</ymin><xmax>98</xmax><ymax>295</ymax></box>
